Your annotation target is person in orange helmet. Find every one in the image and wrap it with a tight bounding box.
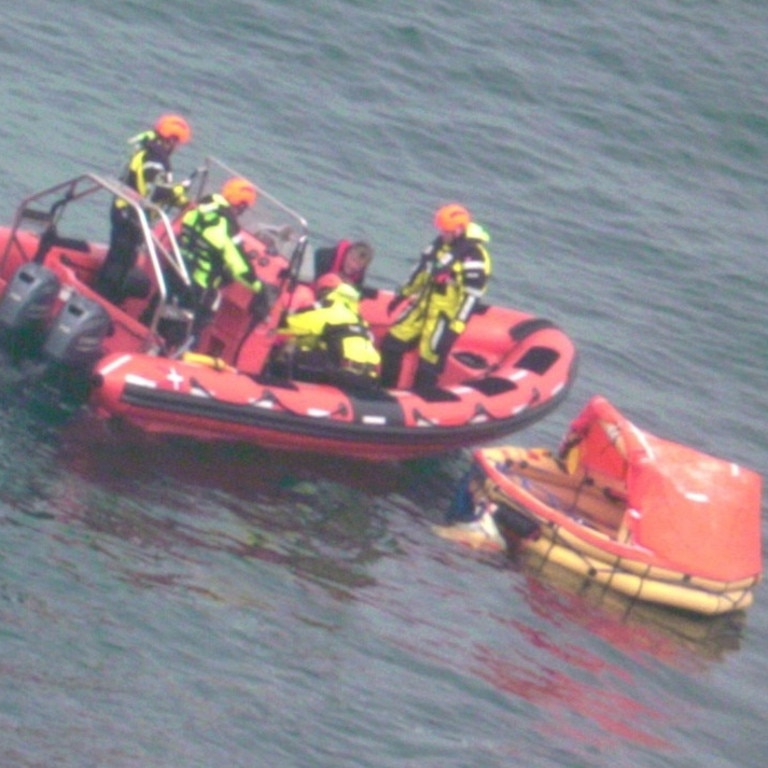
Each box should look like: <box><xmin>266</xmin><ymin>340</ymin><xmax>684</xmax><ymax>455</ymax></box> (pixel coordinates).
<box><xmin>380</xmin><ymin>203</ymin><xmax>491</xmax><ymax>392</ymax></box>
<box><xmin>95</xmin><ymin>113</ymin><xmax>193</xmax><ymax>303</ymax></box>
<box><xmin>176</xmin><ymin>177</ymin><xmax>264</xmax><ymax>342</ymax></box>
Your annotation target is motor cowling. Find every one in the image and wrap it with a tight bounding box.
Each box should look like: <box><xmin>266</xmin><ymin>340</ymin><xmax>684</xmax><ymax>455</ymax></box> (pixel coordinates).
<box><xmin>42</xmin><ymin>291</ymin><xmax>112</xmax><ymax>369</ymax></box>
<box><xmin>0</xmin><ymin>262</ymin><xmax>61</xmax><ymax>333</ymax></box>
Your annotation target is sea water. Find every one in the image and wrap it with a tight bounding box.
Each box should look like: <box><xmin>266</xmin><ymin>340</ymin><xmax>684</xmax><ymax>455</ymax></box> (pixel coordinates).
<box><xmin>1</xmin><ymin>1</ymin><xmax>766</xmax><ymax>766</ymax></box>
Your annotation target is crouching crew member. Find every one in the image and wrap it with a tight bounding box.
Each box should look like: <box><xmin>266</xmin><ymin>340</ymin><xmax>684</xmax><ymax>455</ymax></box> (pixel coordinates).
<box><xmin>278</xmin><ymin>273</ymin><xmax>380</xmax><ymax>390</ymax></box>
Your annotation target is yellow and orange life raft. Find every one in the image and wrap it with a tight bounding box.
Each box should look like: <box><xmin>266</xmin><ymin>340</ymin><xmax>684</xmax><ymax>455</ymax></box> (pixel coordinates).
<box><xmin>435</xmin><ymin>395</ymin><xmax>763</xmax><ymax>616</ymax></box>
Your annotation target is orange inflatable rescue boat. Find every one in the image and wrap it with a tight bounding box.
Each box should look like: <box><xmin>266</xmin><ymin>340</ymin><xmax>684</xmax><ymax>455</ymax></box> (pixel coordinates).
<box><xmin>0</xmin><ymin>158</ymin><xmax>577</xmax><ymax>461</ymax></box>
<box><xmin>435</xmin><ymin>395</ymin><xmax>763</xmax><ymax>615</ymax></box>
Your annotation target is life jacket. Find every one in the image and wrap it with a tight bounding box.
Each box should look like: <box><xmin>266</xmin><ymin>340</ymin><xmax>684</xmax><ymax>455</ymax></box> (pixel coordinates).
<box><xmin>179</xmin><ymin>194</ymin><xmax>239</xmax><ymax>289</ymax></box>
<box><xmin>398</xmin><ymin>223</ymin><xmax>491</xmax><ymax>334</ymax></box>
<box><xmin>114</xmin><ymin>131</ymin><xmax>174</xmax><ymax>211</ymax></box>
<box><xmin>282</xmin><ymin>283</ymin><xmax>380</xmax><ymax>378</ymax></box>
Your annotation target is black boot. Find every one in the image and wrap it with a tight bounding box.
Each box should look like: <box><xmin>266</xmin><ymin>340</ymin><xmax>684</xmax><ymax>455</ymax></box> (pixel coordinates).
<box><xmin>413</xmin><ymin>361</ymin><xmax>440</xmax><ymax>393</ymax></box>
<box><xmin>380</xmin><ymin>336</ymin><xmax>407</xmax><ymax>388</ymax></box>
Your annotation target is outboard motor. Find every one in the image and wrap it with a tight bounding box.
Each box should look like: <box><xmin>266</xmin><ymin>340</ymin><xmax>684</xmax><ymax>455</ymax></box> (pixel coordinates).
<box><xmin>43</xmin><ymin>291</ymin><xmax>112</xmax><ymax>368</ymax></box>
<box><xmin>39</xmin><ymin>291</ymin><xmax>112</xmax><ymax>406</ymax></box>
<box><xmin>0</xmin><ymin>262</ymin><xmax>61</xmax><ymax>360</ymax></box>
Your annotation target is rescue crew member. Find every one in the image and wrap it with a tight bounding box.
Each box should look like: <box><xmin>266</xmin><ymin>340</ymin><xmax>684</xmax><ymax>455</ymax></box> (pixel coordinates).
<box><xmin>380</xmin><ymin>203</ymin><xmax>491</xmax><ymax>392</ymax></box>
<box><xmin>277</xmin><ymin>272</ymin><xmax>381</xmax><ymax>390</ymax></box>
<box><xmin>95</xmin><ymin>113</ymin><xmax>192</xmax><ymax>303</ymax></box>
<box><xmin>313</xmin><ymin>240</ymin><xmax>374</xmax><ymax>289</ymax></box>
<box><xmin>177</xmin><ymin>176</ymin><xmax>264</xmax><ymax>341</ymax></box>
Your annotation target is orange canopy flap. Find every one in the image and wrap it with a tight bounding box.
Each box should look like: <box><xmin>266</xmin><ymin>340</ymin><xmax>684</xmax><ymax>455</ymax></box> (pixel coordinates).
<box><xmin>561</xmin><ymin>396</ymin><xmax>763</xmax><ymax>582</ymax></box>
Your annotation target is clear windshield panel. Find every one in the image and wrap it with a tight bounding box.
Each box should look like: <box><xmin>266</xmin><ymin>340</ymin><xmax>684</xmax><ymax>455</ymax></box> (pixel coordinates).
<box><xmin>186</xmin><ymin>157</ymin><xmax>308</xmax><ymax>264</ymax></box>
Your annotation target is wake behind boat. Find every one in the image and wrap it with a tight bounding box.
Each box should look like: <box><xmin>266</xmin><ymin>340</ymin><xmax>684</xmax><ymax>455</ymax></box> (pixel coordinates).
<box><xmin>0</xmin><ymin>158</ymin><xmax>578</xmax><ymax>461</ymax></box>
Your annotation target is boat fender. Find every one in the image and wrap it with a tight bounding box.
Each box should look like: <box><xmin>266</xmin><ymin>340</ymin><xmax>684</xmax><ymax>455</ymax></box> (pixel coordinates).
<box><xmin>181</xmin><ymin>352</ymin><xmax>235</xmax><ymax>372</ymax></box>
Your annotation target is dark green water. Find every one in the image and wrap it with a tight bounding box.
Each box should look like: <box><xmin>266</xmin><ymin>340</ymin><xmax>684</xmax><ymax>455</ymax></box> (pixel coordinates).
<box><xmin>1</xmin><ymin>1</ymin><xmax>766</xmax><ymax>766</ymax></box>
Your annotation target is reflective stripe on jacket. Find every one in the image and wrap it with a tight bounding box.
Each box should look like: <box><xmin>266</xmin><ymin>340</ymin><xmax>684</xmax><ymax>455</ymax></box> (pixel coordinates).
<box><xmin>180</xmin><ymin>194</ymin><xmax>262</xmax><ymax>292</ymax></box>
<box><xmin>114</xmin><ymin>133</ymin><xmax>176</xmax><ymax>210</ymax></box>
<box><xmin>281</xmin><ymin>285</ymin><xmax>380</xmax><ymax>373</ymax></box>
<box><xmin>400</xmin><ymin>222</ymin><xmax>491</xmax><ymax>333</ymax></box>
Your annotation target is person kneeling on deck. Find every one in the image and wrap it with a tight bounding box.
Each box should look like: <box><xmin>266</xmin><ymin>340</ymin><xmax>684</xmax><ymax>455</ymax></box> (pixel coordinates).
<box><xmin>276</xmin><ymin>273</ymin><xmax>380</xmax><ymax>391</ymax></box>
<box><xmin>177</xmin><ymin>177</ymin><xmax>265</xmax><ymax>345</ymax></box>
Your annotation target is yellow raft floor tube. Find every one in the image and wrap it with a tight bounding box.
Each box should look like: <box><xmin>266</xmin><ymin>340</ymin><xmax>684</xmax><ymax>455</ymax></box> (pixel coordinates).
<box><xmin>521</xmin><ymin>524</ymin><xmax>756</xmax><ymax>616</ymax></box>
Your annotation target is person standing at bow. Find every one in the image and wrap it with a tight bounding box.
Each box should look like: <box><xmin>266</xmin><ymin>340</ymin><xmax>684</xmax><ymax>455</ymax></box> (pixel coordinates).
<box><xmin>95</xmin><ymin>113</ymin><xmax>193</xmax><ymax>303</ymax></box>
<box><xmin>380</xmin><ymin>203</ymin><xmax>491</xmax><ymax>392</ymax></box>
<box><xmin>177</xmin><ymin>177</ymin><xmax>265</xmax><ymax>342</ymax></box>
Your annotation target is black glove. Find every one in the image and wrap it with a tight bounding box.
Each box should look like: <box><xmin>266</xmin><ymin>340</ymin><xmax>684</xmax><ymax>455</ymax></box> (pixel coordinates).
<box><xmin>387</xmin><ymin>293</ymin><xmax>407</xmax><ymax>314</ymax></box>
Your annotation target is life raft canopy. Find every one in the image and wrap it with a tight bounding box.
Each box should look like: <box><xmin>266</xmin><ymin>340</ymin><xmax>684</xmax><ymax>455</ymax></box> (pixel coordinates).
<box><xmin>560</xmin><ymin>395</ymin><xmax>763</xmax><ymax>583</ymax></box>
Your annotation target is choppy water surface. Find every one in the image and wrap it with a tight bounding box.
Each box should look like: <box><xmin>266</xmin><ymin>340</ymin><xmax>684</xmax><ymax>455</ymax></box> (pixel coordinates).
<box><xmin>1</xmin><ymin>1</ymin><xmax>767</xmax><ymax>766</ymax></box>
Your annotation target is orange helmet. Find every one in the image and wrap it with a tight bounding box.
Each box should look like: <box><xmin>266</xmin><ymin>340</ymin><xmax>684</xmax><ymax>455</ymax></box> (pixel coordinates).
<box><xmin>434</xmin><ymin>203</ymin><xmax>471</xmax><ymax>233</ymax></box>
<box><xmin>221</xmin><ymin>177</ymin><xmax>258</xmax><ymax>208</ymax></box>
<box><xmin>154</xmin><ymin>114</ymin><xmax>192</xmax><ymax>144</ymax></box>
<box><xmin>316</xmin><ymin>273</ymin><xmax>343</xmax><ymax>295</ymax></box>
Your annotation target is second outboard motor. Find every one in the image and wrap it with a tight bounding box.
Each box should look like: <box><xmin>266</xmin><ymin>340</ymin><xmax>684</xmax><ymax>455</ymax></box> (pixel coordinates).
<box><xmin>43</xmin><ymin>291</ymin><xmax>113</xmax><ymax>369</ymax></box>
<box><xmin>38</xmin><ymin>291</ymin><xmax>113</xmax><ymax>408</ymax></box>
<box><xmin>0</xmin><ymin>262</ymin><xmax>61</xmax><ymax>360</ymax></box>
